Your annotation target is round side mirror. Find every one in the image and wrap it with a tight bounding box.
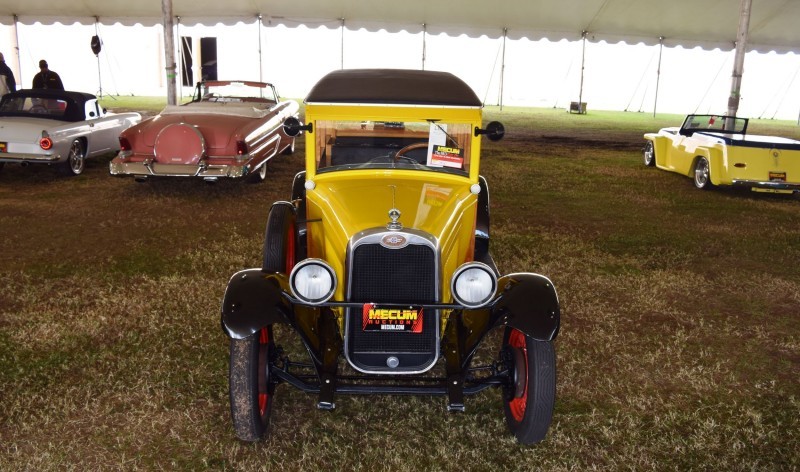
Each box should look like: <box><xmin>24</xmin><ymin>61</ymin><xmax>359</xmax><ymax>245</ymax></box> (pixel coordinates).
<box><xmin>474</xmin><ymin>121</ymin><xmax>505</xmax><ymax>141</ymax></box>
<box><xmin>284</xmin><ymin>117</ymin><xmax>312</xmax><ymax>137</ymax></box>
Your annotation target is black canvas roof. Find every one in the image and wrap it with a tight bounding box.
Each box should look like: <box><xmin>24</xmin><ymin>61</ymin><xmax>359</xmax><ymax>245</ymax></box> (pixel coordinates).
<box><xmin>0</xmin><ymin>89</ymin><xmax>96</xmax><ymax>121</ymax></box>
<box><xmin>305</xmin><ymin>69</ymin><xmax>482</xmax><ymax>107</ymax></box>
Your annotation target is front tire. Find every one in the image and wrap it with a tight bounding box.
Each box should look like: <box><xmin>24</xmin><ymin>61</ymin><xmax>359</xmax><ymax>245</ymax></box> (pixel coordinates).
<box><xmin>228</xmin><ymin>202</ymin><xmax>300</xmax><ymax>441</ymax></box>
<box><xmin>502</xmin><ymin>328</ymin><xmax>556</xmax><ymax>445</ymax></box>
<box><xmin>643</xmin><ymin>141</ymin><xmax>656</xmax><ymax>167</ymax></box>
<box><xmin>229</xmin><ymin>327</ymin><xmax>276</xmax><ymax>442</ymax></box>
<box><xmin>60</xmin><ymin>139</ymin><xmax>85</xmax><ymax>176</ymax></box>
<box><xmin>693</xmin><ymin>156</ymin><xmax>713</xmax><ymax>190</ymax></box>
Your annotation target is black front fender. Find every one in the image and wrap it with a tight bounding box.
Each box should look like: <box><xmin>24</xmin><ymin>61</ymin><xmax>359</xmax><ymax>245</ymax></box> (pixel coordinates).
<box><xmin>490</xmin><ymin>272</ymin><xmax>560</xmax><ymax>341</ymax></box>
<box><xmin>220</xmin><ymin>268</ymin><xmax>291</xmax><ymax>339</ymax></box>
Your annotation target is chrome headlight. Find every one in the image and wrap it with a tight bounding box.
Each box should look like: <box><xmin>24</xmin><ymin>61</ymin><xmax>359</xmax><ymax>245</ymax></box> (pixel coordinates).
<box><xmin>451</xmin><ymin>262</ymin><xmax>497</xmax><ymax>309</ymax></box>
<box><xmin>289</xmin><ymin>259</ymin><xmax>336</xmax><ymax>305</ymax></box>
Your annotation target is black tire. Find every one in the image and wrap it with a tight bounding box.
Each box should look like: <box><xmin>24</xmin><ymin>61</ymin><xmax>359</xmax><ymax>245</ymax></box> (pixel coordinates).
<box><xmin>643</xmin><ymin>141</ymin><xmax>656</xmax><ymax>167</ymax></box>
<box><xmin>248</xmin><ymin>162</ymin><xmax>268</xmax><ymax>183</ymax></box>
<box><xmin>502</xmin><ymin>328</ymin><xmax>556</xmax><ymax>445</ymax></box>
<box><xmin>60</xmin><ymin>139</ymin><xmax>85</xmax><ymax>176</ymax></box>
<box><xmin>229</xmin><ymin>326</ymin><xmax>276</xmax><ymax>442</ymax></box>
<box><xmin>282</xmin><ymin>137</ymin><xmax>296</xmax><ymax>155</ymax></box>
<box><xmin>693</xmin><ymin>156</ymin><xmax>713</xmax><ymax>190</ymax></box>
<box><xmin>229</xmin><ymin>202</ymin><xmax>297</xmax><ymax>441</ymax></box>
<box><xmin>0</xmin><ymin>162</ymin><xmax>4</xmax><ymax>173</ymax></box>
<box><xmin>261</xmin><ymin>202</ymin><xmax>297</xmax><ymax>273</ymax></box>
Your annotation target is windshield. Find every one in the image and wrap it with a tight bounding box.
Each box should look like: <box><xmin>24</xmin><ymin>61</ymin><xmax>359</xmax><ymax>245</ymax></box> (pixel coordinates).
<box><xmin>313</xmin><ymin>120</ymin><xmax>474</xmax><ymax>176</ymax></box>
<box><xmin>682</xmin><ymin>115</ymin><xmax>748</xmax><ymax>134</ymax></box>
<box><xmin>195</xmin><ymin>81</ymin><xmax>278</xmax><ymax>104</ymax></box>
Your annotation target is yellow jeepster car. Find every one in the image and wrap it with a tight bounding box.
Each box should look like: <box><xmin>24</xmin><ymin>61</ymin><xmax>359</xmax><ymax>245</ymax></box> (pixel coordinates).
<box><xmin>221</xmin><ymin>69</ymin><xmax>560</xmax><ymax>445</ymax></box>
<box><xmin>643</xmin><ymin>114</ymin><xmax>800</xmax><ymax>193</ymax></box>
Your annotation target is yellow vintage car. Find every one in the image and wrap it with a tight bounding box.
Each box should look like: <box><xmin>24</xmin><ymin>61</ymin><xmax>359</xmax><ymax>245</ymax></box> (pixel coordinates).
<box><xmin>643</xmin><ymin>114</ymin><xmax>800</xmax><ymax>193</ymax></box>
<box><xmin>220</xmin><ymin>69</ymin><xmax>560</xmax><ymax>445</ymax></box>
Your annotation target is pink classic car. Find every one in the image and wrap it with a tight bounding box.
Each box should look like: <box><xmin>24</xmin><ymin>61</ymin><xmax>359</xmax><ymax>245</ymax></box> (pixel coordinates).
<box><xmin>109</xmin><ymin>80</ymin><xmax>299</xmax><ymax>182</ymax></box>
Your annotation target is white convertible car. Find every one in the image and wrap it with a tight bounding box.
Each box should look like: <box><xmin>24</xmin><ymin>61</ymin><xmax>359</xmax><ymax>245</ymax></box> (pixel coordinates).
<box><xmin>0</xmin><ymin>89</ymin><xmax>141</xmax><ymax>176</ymax></box>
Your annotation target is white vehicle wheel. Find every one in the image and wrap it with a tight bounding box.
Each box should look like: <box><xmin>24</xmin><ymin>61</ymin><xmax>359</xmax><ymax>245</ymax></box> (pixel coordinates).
<box><xmin>248</xmin><ymin>162</ymin><xmax>268</xmax><ymax>183</ymax></box>
<box><xmin>643</xmin><ymin>141</ymin><xmax>655</xmax><ymax>167</ymax></box>
<box><xmin>282</xmin><ymin>137</ymin><xmax>296</xmax><ymax>155</ymax></box>
<box><xmin>693</xmin><ymin>157</ymin><xmax>712</xmax><ymax>190</ymax></box>
<box><xmin>60</xmin><ymin>139</ymin><xmax>85</xmax><ymax>176</ymax></box>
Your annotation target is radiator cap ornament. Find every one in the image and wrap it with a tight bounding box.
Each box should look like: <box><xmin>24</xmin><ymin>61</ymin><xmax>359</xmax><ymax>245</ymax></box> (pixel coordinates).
<box><xmin>387</xmin><ymin>208</ymin><xmax>403</xmax><ymax>230</ymax></box>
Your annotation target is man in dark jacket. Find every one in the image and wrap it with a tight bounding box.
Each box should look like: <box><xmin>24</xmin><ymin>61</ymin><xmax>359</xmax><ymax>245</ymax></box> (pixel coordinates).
<box><xmin>32</xmin><ymin>60</ymin><xmax>64</xmax><ymax>90</ymax></box>
<box><xmin>0</xmin><ymin>52</ymin><xmax>16</xmax><ymax>93</ymax></box>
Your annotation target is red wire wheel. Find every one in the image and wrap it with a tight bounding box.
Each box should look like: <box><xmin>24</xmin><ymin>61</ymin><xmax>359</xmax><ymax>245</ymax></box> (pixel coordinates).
<box><xmin>502</xmin><ymin>327</ymin><xmax>557</xmax><ymax>444</ymax></box>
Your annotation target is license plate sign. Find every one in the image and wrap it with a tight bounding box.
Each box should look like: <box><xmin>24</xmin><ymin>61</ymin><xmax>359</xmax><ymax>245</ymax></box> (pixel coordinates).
<box><xmin>362</xmin><ymin>303</ymin><xmax>423</xmax><ymax>333</ymax></box>
<box><xmin>769</xmin><ymin>172</ymin><xmax>786</xmax><ymax>182</ymax></box>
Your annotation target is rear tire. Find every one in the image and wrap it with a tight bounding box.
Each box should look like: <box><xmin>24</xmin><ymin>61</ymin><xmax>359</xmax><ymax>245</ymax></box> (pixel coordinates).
<box><xmin>282</xmin><ymin>137</ymin><xmax>296</xmax><ymax>155</ymax></box>
<box><xmin>248</xmin><ymin>162</ymin><xmax>268</xmax><ymax>183</ymax></box>
<box><xmin>261</xmin><ymin>203</ymin><xmax>298</xmax><ymax>273</ymax></box>
<box><xmin>693</xmin><ymin>157</ymin><xmax>713</xmax><ymax>190</ymax></box>
<box><xmin>60</xmin><ymin>139</ymin><xmax>85</xmax><ymax>176</ymax></box>
<box><xmin>229</xmin><ymin>327</ymin><xmax>276</xmax><ymax>442</ymax></box>
<box><xmin>502</xmin><ymin>328</ymin><xmax>556</xmax><ymax>445</ymax></box>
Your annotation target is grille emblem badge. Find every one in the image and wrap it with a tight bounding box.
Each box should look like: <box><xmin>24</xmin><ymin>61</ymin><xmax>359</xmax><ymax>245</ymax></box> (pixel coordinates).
<box><xmin>381</xmin><ymin>233</ymin><xmax>408</xmax><ymax>248</ymax></box>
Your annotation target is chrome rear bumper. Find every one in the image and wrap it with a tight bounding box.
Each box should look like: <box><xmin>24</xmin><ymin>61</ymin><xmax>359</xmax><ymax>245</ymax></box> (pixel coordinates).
<box><xmin>0</xmin><ymin>152</ymin><xmax>61</xmax><ymax>164</ymax></box>
<box><xmin>109</xmin><ymin>159</ymin><xmax>251</xmax><ymax>179</ymax></box>
<box><xmin>731</xmin><ymin>179</ymin><xmax>800</xmax><ymax>192</ymax></box>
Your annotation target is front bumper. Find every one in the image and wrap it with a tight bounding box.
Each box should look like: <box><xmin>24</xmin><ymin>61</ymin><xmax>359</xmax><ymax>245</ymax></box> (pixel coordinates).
<box><xmin>109</xmin><ymin>158</ymin><xmax>252</xmax><ymax>179</ymax></box>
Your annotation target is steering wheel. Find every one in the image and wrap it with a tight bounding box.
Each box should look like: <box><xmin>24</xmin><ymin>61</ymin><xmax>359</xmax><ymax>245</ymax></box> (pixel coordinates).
<box><xmin>394</xmin><ymin>142</ymin><xmax>428</xmax><ymax>162</ymax></box>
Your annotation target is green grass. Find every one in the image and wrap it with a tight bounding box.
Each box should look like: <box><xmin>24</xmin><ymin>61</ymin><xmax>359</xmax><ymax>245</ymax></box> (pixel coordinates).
<box><xmin>0</xmin><ymin>106</ymin><xmax>799</xmax><ymax>470</ymax></box>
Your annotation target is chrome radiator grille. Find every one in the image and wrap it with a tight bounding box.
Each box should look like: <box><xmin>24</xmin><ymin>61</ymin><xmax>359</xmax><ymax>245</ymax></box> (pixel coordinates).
<box><xmin>344</xmin><ymin>232</ymin><xmax>440</xmax><ymax>374</ymax></box>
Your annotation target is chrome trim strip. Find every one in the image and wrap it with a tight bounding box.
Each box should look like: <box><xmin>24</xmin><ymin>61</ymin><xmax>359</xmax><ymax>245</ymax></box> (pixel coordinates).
<box><xmin>343</xmin><ymin>227</ymin><xmax>441</xmax><ymax>375</ymax></box>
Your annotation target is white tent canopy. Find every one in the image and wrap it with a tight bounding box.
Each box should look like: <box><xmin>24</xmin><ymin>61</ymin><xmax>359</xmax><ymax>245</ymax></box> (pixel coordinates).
<box><xmin>0</xmin><ymin>0</ymin><xmax>799</xmax><ymax>53</ymax></box>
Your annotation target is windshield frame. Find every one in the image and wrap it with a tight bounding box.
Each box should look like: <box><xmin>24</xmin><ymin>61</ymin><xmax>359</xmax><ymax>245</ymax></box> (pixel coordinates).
<box><xmin>303</xmin><ymin>103</ymin><xmax>483</xmax><ymax>182</ymax></box>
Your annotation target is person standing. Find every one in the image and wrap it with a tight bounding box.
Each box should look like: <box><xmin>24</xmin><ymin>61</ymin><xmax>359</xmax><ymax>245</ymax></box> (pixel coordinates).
<box><xmin>0</xmin><ymin>52</ymin><xmax>16</xmax><ymax>95</ymax></box>
<box><xmin>32</xmin><ymin>60</ymin><xmax>64</xmax><ymax>90</ymax></box>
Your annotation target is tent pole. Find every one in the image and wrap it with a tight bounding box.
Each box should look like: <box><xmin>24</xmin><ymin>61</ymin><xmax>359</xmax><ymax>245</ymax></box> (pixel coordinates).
<box><xmin>499</xmin><ymin>28</ymin><xmax>507</xmax><ymax>110</ymax></box>
<box><xmin>162</xmin><ymin>0</ymin><xmax>177</xmax><ymax>105</ymax></box>
<box><xmin>578</xmin><ymin>30</ymin><xmax>587</xmax><ymax>114</ymax></box>
<box><xmin>340</xmin><ymin>18</ymin><xmax>345</xmax><ymax>69</ymax></box>
<box><xmin>177</xmin><ymin>16</ymin><xmax>183</xmax><ymax>101</ymax></box>
<box><xmin>653</xmin><ymin>36</ymin><xmax>663</xmax><ymax>118</ymax></box>
<box><xmin>257</xmin><ymin>14</ymin><xmax>263</xmax><ymax>83</ymax></box>
<box><xmin>94</xmin><ymin>17</ymin><xmax>103</xmax><ymax>99</ymax></box>
<box><xmin>12</xmin><ymin>14</ymin><xmax>22</xmax><ymax>87</ymax></box>
<box><xmin>727</xmin><ymin>0</ymin><xmax>752</xmax><ymax>126</ymax></box>
<box><xmin>421</xmin><ymin>23</ymin><xmax>426</xmax><ymax>71</ymax></box>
